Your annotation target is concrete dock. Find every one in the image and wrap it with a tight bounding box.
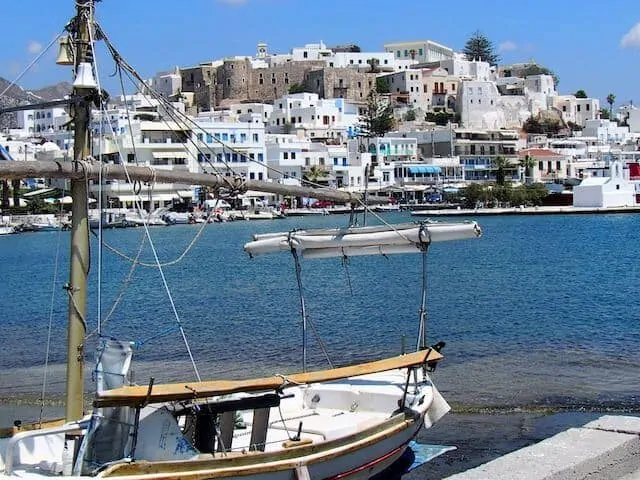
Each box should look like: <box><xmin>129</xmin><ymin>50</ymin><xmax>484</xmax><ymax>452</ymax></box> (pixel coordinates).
<box><xmin>410</xmin><ymin>205</ymin><xmax>640</xmax><ymax>216</ymax></box>
<box><xmin>445</xmin><ymin>415</ymin><xmax>640</xmax><ymax>479</ymax></box>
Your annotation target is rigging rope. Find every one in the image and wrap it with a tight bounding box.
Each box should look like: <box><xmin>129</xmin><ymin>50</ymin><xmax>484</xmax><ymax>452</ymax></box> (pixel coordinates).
<box><xmin>0</xmin><ymin>31</ymin><xmax>65</xmax><ymax>100</ymax></box>
<box><xmin>39</xmin><ymin>202</ymin><xmax>65</xmax><ymax>426</ymax></box>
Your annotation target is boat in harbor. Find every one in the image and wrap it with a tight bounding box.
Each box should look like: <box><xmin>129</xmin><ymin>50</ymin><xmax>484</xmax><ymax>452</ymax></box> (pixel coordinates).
<box><xmin>0</xmin><ymin>224</ymin><xmax>14</xmax><ymax>235</ymax></box>
<box><xmin>0</xmin><ymin>2</ymin><xmax>483</xmax><ymax>478</ymax></box>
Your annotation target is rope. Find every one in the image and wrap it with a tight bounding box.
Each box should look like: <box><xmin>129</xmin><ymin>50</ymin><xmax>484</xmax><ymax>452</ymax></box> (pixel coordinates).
<box><xmin>39</xmin><ymin>202</ymin><xmax>65</xmax><ymax>426</ymax></box>
<box><xmin>0</xmin><ymin>31</ymin><xmax>65</xmax><ymax>100</ymax></box>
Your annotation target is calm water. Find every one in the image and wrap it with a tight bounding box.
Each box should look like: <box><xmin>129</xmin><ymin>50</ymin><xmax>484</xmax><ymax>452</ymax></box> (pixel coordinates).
<box><xmin>1</xmin><ymin>212</ymin><xmax>639</xmax><ymax>412</ymax></box>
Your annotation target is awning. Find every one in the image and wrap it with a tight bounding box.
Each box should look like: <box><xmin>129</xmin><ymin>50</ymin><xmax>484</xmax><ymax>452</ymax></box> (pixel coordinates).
<box><xmin>407</xmin><ymin>165</ymin><xmax>441</xmax><ymax>175</ymax></box>
<box><xmin>22</xmin><ymin>188</ymin><xmax>57</xmax><ymax>198</ymax></box>
<box><xmin>114</xmin><ymin>193</ymin><xmax>178</xmax><ymax>202</ymax></box>
<box><xmin>151</xmin><ymin>151</ymin><xmax>189</xmax><ymax>159</ymax></box>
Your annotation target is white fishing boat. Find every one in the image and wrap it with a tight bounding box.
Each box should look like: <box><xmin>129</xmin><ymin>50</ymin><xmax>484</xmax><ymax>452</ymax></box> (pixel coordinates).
<box><xmin>0</xmin><ymin>2</ymin><xmax>483</xmax><ymax>479</ymax></box>
<box><xmin>242</xmin><ymin>206</ymin><xmax>286</xmax><ymax>220</ymax></box>
<box><xmin>0</xmin><ymin>225</ymin><xmax>14</xmax><ymax>235</ymax></box>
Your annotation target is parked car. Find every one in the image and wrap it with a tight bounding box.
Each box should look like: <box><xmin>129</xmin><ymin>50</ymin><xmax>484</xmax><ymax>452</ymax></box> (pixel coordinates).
<box><xmin>311</xmin><ymin>200</ymin><xmax>333</xmax><ymax>208</ymax></box>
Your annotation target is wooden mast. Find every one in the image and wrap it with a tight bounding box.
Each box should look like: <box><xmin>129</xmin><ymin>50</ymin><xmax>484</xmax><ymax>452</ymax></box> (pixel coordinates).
<box><xmin>65</xmin><ymin>0</ymin><xmax>93</xmax><ymax>423</ymax></box>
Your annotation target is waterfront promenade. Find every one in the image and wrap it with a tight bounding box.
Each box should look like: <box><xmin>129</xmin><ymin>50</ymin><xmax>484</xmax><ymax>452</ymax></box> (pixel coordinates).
<box><xmin>411</xmin><ymin>204</ymin><xmax>640</xmax><ymax>217</ymax></box>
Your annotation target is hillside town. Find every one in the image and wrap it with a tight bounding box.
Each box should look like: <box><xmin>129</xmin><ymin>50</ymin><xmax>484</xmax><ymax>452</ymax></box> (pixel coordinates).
<box><xmin>2</xmin><ymin>33</ymin><xmax>640</xmax><ymax>215</ymax></box>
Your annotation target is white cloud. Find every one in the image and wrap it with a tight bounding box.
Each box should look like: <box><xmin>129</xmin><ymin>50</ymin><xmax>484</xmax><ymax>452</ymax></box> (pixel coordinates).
<box><xmin>621</xmin><ymin>22</ymin><xmax>640</xmax><ymax>48</ymax></box>
<box><xmin>27</xmin><ymin>41</ymin><xmax>43</xmax><ymax>55</ymax></box>
<box><xmin>498</xmin><ymin>41</ymin><xmax>517</xmax><ymax>53</ymax></box>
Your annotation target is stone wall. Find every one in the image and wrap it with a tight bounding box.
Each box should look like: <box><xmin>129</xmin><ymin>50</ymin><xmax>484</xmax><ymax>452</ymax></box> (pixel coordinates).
<box><xmin>304</xmin><ymin>68</ymin><xmax>376</xmax><ymax>103</ymax></box>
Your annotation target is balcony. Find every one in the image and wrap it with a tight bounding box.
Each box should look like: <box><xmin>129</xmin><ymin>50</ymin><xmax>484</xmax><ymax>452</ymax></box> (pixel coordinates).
<box><xmin>432</xmin><ymin>89</ymin><xmax>448</xmax><ymax>94</ymax></box>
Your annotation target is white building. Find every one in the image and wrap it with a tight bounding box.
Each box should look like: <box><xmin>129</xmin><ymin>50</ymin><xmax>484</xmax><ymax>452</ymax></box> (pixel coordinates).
<box><xmin>573</xmin><ymin>160</ymin><xmax>636</xmax><ymax>208</ymax></box>
<box><xmin>436</xmin><ymin>55</ymin><xmax>492</xmax><ymax>81</ymax></box>
<box><xmin>152</xmin><ymin>67</ymin><xmax>182</xmax><ymax>98</ymax></box>
<box><xmin>383</xmin><ymin>40</ymin><xmax>454</xmax><ymax>64</ymax></box>
<box><xmin>458</xmin><ymin>81</ymin><xmax>502</xmax><ymax>129</ymax></box>
<box><xmin>582</xmin><ymin>119</ymin><xmax>631</xmax><ymax>144</ymax></box>
<box><xmin>552</xmin><ymin>95</ymin><xmax>599</xmax><ymax>126</ymax></box>
<box><xmin>268</xmin><ymin>93</ymin><xmax>360</xmax><ymax>141</ymax></box>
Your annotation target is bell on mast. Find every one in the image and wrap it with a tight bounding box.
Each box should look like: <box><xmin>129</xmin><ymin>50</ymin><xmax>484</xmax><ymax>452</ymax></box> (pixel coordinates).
<box><xmin>56</xmin><ymin>36</ymin><xmax>74</xmax><ymax>66</ymax></box>
<box><xmin>73</xmin><ymin>62</ymin><xmax>98</xmax><ymax>90</ymax></box>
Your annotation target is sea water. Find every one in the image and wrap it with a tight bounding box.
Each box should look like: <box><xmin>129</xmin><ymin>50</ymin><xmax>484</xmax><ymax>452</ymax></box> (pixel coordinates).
<box><xmin>1</xmin><ymin>212</ymin><xmax>639</xmax><ymax>413</ymax></box>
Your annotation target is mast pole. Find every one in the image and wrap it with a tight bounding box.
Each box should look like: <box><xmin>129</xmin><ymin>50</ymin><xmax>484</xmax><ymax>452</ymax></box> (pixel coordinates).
<box><xmin>65</xmin><ymin>0</ymin><xmax>93</xmax><ymax>422</ymax></box>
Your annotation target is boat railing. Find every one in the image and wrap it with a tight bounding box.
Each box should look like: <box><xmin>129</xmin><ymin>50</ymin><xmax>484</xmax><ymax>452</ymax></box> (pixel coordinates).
<box><xmin>4</xmin><ymin>420</ymin><xmax>87</xmax><ymax>475</ymax></box>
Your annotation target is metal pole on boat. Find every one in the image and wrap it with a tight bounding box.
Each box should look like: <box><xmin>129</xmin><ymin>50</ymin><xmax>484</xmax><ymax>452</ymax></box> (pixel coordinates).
<box><xmin>65</xmin><ymin>0</ymin><xmax>94</xmax><ymax>422</ymax></box>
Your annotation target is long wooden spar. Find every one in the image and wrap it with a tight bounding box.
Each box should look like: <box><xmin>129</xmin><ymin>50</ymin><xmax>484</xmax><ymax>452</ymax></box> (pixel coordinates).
<box><xmin>0</xmin><ymin>160</ymin><xmax>364</xmax><ymax>204</ymax></box>
<box><xmin>94</xmin><ymin>349</ymin><xmax>443</xmax><ymax>408</ymax></box>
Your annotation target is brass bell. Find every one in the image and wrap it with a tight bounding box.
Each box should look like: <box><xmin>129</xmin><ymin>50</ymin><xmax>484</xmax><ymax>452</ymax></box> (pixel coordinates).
<box><xmin>56</xmin><ymin>36</ymin><xmax>74</xmax><ymax>66</ymax></box>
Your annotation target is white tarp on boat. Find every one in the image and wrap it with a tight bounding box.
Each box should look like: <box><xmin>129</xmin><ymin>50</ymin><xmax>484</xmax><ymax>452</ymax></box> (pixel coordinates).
<box><xmin>244</xmin><ymin>221</ymin><xmax>481</xmax><ymax>258</ymax></box>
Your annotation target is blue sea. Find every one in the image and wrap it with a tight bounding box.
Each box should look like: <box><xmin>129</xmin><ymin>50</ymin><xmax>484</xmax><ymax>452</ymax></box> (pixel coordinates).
<box><xmin>1</xmin><ymin>212</ymin><xmax>639</xmax><ymax>413</ymax></box>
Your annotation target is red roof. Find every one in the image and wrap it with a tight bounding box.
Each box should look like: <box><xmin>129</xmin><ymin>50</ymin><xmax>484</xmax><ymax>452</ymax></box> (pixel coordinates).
<box><xmin>519</xmin><ymin>148</ymin><xmax>561</xmax><ymax>157</ymax></box>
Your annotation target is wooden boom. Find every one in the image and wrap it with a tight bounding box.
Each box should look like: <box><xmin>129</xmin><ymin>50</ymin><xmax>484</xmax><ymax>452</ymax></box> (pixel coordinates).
<box><xmin>0</xmin><ymin>160</ymin><xmax>363</xmax><ymax>204</ymax></box>
<box><xmin>94</xmin><ymin>349</ymin><xmax>443</xmax><ymax>408</ymax></box>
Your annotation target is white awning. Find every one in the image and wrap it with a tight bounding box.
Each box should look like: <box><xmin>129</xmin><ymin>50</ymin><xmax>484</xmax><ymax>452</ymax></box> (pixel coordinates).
<box><xmin>151</xmin><ymin>151</ymin><xmax>188</xmax><ymax>159</ymax></box>
<box><xmin>114</xmin><ymin>193</ymin><xmax>178</xmax><ymax>202</ymax></box>
<box><xmin>22</xmin><ymin>188</ymin><xmax>57</xmax><ymax>198</ymax></box>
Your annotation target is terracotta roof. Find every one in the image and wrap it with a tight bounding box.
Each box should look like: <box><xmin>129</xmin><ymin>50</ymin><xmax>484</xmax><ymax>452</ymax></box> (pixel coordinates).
<box><xmin>519</xmin><ymin>148</ymin><xmax>562</xmax><ymax>157</ymax></box>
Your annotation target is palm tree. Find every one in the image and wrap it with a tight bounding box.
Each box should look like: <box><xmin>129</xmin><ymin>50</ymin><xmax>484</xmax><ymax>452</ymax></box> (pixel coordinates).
<box><xmin>606</xmin><ymin>93</ymin><xmax>616</xmax><ymax>118</ymax></box>
<box><xmin>491</xmin><ymin>156</ymin><xmax>513</xmax><ymax>186</ymax></box>
<box><xmin>519</xmin><ymin>155</ymin><xmax>536</xmax><ymax>184</ymax></box>
<box><xmin>303</xmin><ymin>165</ymin><xmax>327</xmax><ymax>187</ymax></box>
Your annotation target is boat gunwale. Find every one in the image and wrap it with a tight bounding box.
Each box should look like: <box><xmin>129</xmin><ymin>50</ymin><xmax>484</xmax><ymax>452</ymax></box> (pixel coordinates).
<box><xmin>94</xmin><ymin>349</ymin><xmax>442</xmax><ymax>408</ymax></box>
<box><xmin>98</xmin><ymin>409</ymin><xmax>419</xmax><ymax>478</ymax></box>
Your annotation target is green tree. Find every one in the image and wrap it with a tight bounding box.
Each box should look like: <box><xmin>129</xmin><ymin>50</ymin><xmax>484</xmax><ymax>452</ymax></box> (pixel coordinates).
<box><xmin>425</xmin><ymin>111</ymin><xmax>460</xmax><ymax>126</ymax></box>
<box><xmin>519</xmin><ymin>154</ymin><xmax>536</xmax><ymax>184</ymax></box>
<box><xmin>491</xmin><ymin>156</ymin><xmax>514</xmax><ymax>186</ymax></box>
<box><xmin>575</xmin><ymin>90</ymin><xmax>588</xmax><ymax>98</ymax></box>
<box><xmin>359</xmin><ymin>89</ymin><xmax>395</xmax><ymax>137</ymax></box>
<box><xmin>403</xmin><ymin>109</ymin><xmax>417</xmax><ymax>121</ymax></box>
<box><xmin>288</xmin><ymin>83</ymin><xmax>306</xmax><ymax>94</ymax></box>
<box><xmin>302</xmin><ymin>165</ymin><xmax>327</xmax><ymax>187</ymax></box>
<box><xmin>462</xmin><ymin>31</ymin><xmax>499</xmax><ymax>65</ymax></box>
<box><xmin>606</xmin><ymin>93</ymin><xmax>616</xmax><ymax>118</ymax></box>
<box><xmin>375</xmin><ymin>77</ymin><xmax>390</xmax><ymax>94</ymax></box>
<box><xmin>599</xmin><ymin>108</ymin><xmax>611</xmax><ymax>120</ymax></box>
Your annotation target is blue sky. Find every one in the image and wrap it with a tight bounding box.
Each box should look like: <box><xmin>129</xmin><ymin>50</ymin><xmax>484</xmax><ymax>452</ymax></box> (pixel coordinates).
<box><xmin>2</xmin><ymin>0</ymin><xmax>639</xmax><ymax>109</ymax></box>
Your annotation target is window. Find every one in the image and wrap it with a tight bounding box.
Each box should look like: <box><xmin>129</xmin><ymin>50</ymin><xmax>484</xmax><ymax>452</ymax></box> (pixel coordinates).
<box><xmin>258</xmin><ymin>153</ymin><xmax>264</xmax><ymax>162</ymax></box>
<box><xmin>586</xmin><ymin>104</ymin><xmax>590</xmax><ymax>111</ymax></box>
<box><xmin>222</xmin><ymin>133</ymin><xmax>229</xmax><ymax>141</ymax></box>
<box><xmin>404</xmin><ymin>49</ymin><xmax>408</xmax><ymax>57</ymax></box>
<box><xmin>197</xmin><ymin>133</ymin><xmax>203</xmax><ymax>141</ymax></box>
<box><xmin>253</xmin><ymin>133</ymin><xmax>259</xmax><ymax>142</ymax></box>
<box><xmin>240</xmin><ymin>133</ymin><xmax>247</xmax><ymax>142</ymax></box>
<box><xmin>291</xmin><ymin>152</ymin><xmax>296</xmax><ymax>159</ymax></box>
<box><xmin>283</xmin><ymin>152</ymin><xmax>289</xmax><ymax>159</ymax></box>
<box><xmin>230</xmin><ymin>134</ymin><xmax>236</xmax><ymax>143</ymax></box>
<box><xmin>214</xmin><ymin>133</ymin><xmax>221</xmax><ymax>140</ymax></box>
<box><xmin>232</xmin><ymin>153</ymin><xmax>238</xmax><ymax>162</ymax></box>
<box><xmin>249</xmin><ymin>172</ymin><xmax>255</xmax><ymax>180</ymax></box>
<box><xmin>303</xmin><ymin>51</ymin><xmax>308</xmax><ymax>58</ymax></box>
<box><xmin>577</xmin><ymin>105</ymin><xmax>581</xmax><ymax>112</ymax></box>
<box><xmin>418</xmin><ymin>48</ymin><xmax>423</xmax><ymax>56</ymax></box>
<box><xmin>333</xmin><ymin>158</ymin><xmax>338</xmax><ymax>166</ymax></box>
<box><xmin>396</xmin><ymin>50</ymin><xmax>401</xmax><ymax>57</ymax></box>
<box><xmin>127</xmin><ymin>153</ymin><xmax>135</xmax><ymax>163</ymax></box>
<box><xmin>206</xmin><ymin>134</ymin><xmax>213</xmax><ymax>143</ymax></box>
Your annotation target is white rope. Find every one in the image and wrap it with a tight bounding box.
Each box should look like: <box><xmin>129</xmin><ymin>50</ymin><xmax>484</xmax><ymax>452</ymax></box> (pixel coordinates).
<box><xmin>0</xmin><ymin>31</ymin><xmax>65</xmax><ymax>100</ymax></box>
<box><xmin>86</xmin><ymin>87</ymin><xmax>201</xmax><ymax>382</ymax></box>
<box><xmin>88</xmin><ymin>11</ymin><xmax>105</xmax><ymax>335</ymax></box>
<box><xmin>39</xmin><ymin>202</ymin><xmax>64</xmax><ymax>425</ymax></box>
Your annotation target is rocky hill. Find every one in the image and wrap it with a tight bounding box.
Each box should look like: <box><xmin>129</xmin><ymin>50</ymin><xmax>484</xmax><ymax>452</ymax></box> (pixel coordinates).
<box><xmin>0</xmin><ymin>78</ymin><xmax>72</xmax><ymax>131</ymax></box>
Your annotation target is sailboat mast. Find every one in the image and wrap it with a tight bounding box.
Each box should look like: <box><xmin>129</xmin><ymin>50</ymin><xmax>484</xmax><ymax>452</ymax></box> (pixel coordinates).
<box><xmin>65</xmin><ymin>0</ymin><xmax>93</xmax><ymax>422</ymax></box>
